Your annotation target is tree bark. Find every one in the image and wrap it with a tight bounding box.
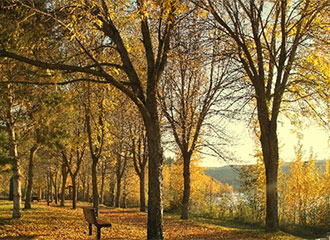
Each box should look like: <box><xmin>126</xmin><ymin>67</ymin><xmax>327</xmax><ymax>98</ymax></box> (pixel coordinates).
<box><xmin>49</xmin><ymin>171</ymin><xmax>53</xmax><ymax>202</ymax></box>
<box><xmin>115</xmin><ymin>173</ymin><xmax>121</xmax><ymax>208</ymax></box>
<box><xmin>71</xmin><ymin>175</ymin><xmax>77</xmax><ymax>209</ymax></box>
<box><xmin>9</xmin><ymin>176</ymin><xmax>14</xmax><ymax>200</ymax></box>
<box><xmin>258</xmin><ymin>105</ymin><xmax>279</xmax><ymax>232</ymax></box>
<box><xmin>144</xmin><ymin>100</ymin><xmax>164</xmax><ymax>240</ymax></box>
<box><xmin>60</xmin><ymin>162</ymin><xmax>67</xmax><ymax>206</ymax></box>
<box><xmin>109</xmin><ymin>173</ymin><xmax>115</xmax><ymax>207</ymax></box>
<box><xmin>86</xmin><ymin>174</ymin><xmax>90</xmax><ymax>202</ymax></box>
<box><xmin>181</xmin><ymin>153</ymin><xmax>191</xmax><ymax>220</ymax></box>
<box><xmin>100</xmin><ymin>162</ymin><xmax>106</xmax><ymax>205</ymax></box>
<box><xmin>54</xmin><ymin>174</ymin><xmax>58</xmax><ymax>205</ymax></box>
<box><xmin>131</xmin><ymin>132</ymin><xmax>147</xmax><ymax>212</ymax></box>
<box><xmin>25</xmin><ymin>144</ymin><xmax>39</xmax><ymax>209</ymax></box>
<box><xmin>7</xmin><ymin>90</ymin><xmax>22</xmax><ymax>219</ymax></box>
<box><xmin>92</xmin><ymin>160</ymin><xmax>99</xmax><ymax>214</ymax></box>
<box><xmin>139</xmin><ymin>169</ymin><xmax>146</xmax><ymax>212</ymax></box>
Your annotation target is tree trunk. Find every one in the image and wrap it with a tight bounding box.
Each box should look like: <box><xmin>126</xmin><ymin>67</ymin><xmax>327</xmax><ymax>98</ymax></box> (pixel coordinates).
<box><xmin>264</xmin><ymin>153</ymin><xmax>279</xmax><ymax>232</ymax></box>
<box><xmin>71</xmin><ymin>175</ymin><xmax>77</xmax><ymax>209</ymax></box>
<box><xmin>9</xmin><ymin>175</ymin><xmax>14</xmax><ymax>200</ymax></box>
<box><xmin>139</xmin><ymin>169</ymin><xmax>146</xmax><ymax>212</ymax></box>
<box><xmin>92</xmin><ymin>160</ymin><xmax>99</xmax><ymax>214</ymax></box>
<box><xmin>8</xmin><ymin>125</ymin><xmax>21</xmax><ymax>218</ymax></box>
<box><xmin>109</xmin><ymin>174</ymin><xmax>115</xmax><ymax>207</ymax></box>
<box><xmin>259</xmin><ymin>114</ymin><xmax>279</xmax><ymax>232</ymax></box>
<box><xmin>7</xmin><ymin>90</ymin><xmax>22</xmax><ymax>219</ymax></box>
<box><xmin>24</xmin><ymin>144</ymin><xmax>39</xmax><ymax>209</ymax></box>
<box><xmin>12</xmin><ymin>165</ymin><xmax>22</xmax><ymax>219</ymax></box>
<box><xmin>115</xmin><ymin>174</ymin><xmax>121</xmax><ymax>208</ymax></box>
<box><xmin>86</xmin><ymin>174</ymin><xmax>90</xmax><ymax>202</ymax></box>
<box><xmin>60</xmin><ymin>163</ymin><xmax>67</xmax><ymax>206</ymax></box>
<box><xmin>122</xmin><ymin>195</ymin><xmax>127</xmax><ymax>208</ymax></box>
<box><xmin>181</xmin><ymin>153</ymin><xmax>191</xmax><ymax>220</ymax></box>
<box><xmin>76</xmin><ymin>181</ymin><xmax>80</xmax><ymax>201</ymax></box>
<box><xmin>46</xmin><ymin>173</ymin><xmax>50</xmax><ymax>206</ymax></box>
<box><xmin>49</xmin><ymin>172</ymin><xmax>53</xmax><ymax>202</ymax></box>
<box><xmin>81</xmin><ymin>177</ymin><xmax>86</xmax><ymax>202</ymax></box>
<box><xmin>53</xmin><ymin>173</ymin><xmax>58</xmax><ymax>205</ymax></box>
<box><xmin>100</xmin><ymin>163</ymin><xmax>106</xmax><ymax>205</ymax></box>
<box><xmin>144</xmin><ymin>101</ymin><xmax>164</xmax><ymax>240</ymax></box>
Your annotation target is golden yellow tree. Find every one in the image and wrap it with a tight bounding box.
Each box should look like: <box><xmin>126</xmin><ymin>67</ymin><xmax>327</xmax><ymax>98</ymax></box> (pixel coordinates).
<box><xmin>0</xmin><ymin>1</ymin><xmax>189</xmax><ymax>237</ymax></box>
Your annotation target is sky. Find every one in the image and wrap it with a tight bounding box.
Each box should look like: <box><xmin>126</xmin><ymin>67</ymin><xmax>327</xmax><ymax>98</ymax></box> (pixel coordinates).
<box><xmin>201</xmin><ymin>119</ymin><xmax>330</xmax><ymax>167</ymax></box>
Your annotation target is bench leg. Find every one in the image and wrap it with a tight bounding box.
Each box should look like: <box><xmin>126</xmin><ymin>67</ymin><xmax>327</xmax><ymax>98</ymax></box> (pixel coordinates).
<box><xmin>97</xmin><ymin>227</ymin><xmax>101</xmax><ymax>240</ymax></box>
<box><xmin>89</xmin><ymin>223</ymin><xmax>92</xmax><ymax>235</ymax></box>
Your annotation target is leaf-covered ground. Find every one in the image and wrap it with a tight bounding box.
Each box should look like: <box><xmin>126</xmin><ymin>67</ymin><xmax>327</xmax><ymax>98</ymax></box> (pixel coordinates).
<box><xmin>0</xmin><ymin>200</ymin><xmax>304</xmax><ymax>240</ymax></box>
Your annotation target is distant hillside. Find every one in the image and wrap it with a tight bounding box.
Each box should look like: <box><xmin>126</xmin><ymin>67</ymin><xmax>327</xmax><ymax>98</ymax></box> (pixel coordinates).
<box><xmin>204</xmin><ymin>160</ymin><xmax>326</xmax><ymax>191</ymax></box>
<box><xmin>204</xmin><ymin>165</ymin><xmax>242</xmax><ymax>191</ymax></box>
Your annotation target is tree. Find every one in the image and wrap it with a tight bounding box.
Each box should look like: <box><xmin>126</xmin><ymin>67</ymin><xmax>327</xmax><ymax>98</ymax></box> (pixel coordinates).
<box><xmin>0</xmin><ymin>1</ymin><xmax>185</xmax><ymax>237</ymax></box>
<box><xmin>84</xmin><ymin>83</ymin><xmax>108</xmax><ymax>214</ymax></box>
<box><xmin>282</xmin><ymin>142</ymin><xmax>322</xmax><ymax>225</ymax></box>
<box><xmin>129</xmin><ymin>120</ymin><xmax>148</xmax><ymax>212</ymax></box>
<box><xmin>62</xmin><ymin>141</ymin><xmax>86</xmax><ymax>210</ymax></box>
<box><xmin>198</xmin><ymin>0</ymin><xmax>330</xmax><ymax>231</ymax></box>
<box><xmin>3</xmin><ymin>84</ymin><xmax>22</xmax><ymax>218</ymax></box>
<box><xmin>24</xmin><ymin>87</ymin><xmax>66</xmax><ymax>209</ymax></box>
<box><xmin>108</xmin><ymin>98</ymin><xmax>130</xmax><ymax>208</ymax></box>
<box><xmin>160</xmin><ymin>11</ymin><xmax>239</xmax><ymax>219</ymax></box>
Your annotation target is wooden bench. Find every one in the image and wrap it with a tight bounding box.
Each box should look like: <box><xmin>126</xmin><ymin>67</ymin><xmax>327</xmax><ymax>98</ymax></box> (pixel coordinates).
<box><xmin>31</xmin><ymin>196</ymin><xmax>40</xmax><ymax>202</ymax></box>
<box><xmin>82</xmin><ymin>207</ymin><xmax>112</xmax><ymax>240</ymax></box>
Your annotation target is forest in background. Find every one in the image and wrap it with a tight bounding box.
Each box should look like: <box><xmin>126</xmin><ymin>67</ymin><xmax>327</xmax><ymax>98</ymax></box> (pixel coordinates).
<box><xmin>1</xmin><ymin>0</ymin><xmax>330</xmax><ymax>239</ymax></box>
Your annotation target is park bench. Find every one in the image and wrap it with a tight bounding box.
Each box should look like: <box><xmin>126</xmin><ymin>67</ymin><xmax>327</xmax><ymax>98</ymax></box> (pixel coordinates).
<box><xmin>31</xmin><ymin>196</ymin><xmax>40</xmax><ymax>202</ymax></box>
<box><xmin>82</xmin><ymin>207</ymin><xmax>112</xmax><ymax>240</ymax></box>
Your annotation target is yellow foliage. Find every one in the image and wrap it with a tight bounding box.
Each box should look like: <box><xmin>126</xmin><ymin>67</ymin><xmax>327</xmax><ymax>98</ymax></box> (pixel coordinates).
<box><xmin>163</xmin><ymin>156</ymin><xmax>232</xmax><ymax>216</ymax></box>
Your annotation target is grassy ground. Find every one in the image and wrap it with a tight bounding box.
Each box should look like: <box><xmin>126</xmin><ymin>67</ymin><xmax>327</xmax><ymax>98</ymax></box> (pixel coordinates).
<box><xmin>0</xmin><ymin>200</ymin><xmax>306</xmax><ymax>240</ymax></box>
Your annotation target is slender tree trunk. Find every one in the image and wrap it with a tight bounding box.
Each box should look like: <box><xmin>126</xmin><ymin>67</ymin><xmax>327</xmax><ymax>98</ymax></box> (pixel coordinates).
<box><xmin>49</xmin><ymin>172</ymin><xmax>53</xmax><ymax>202</ymax></box>
<box><xmin>8</xmin><ymin>129</ymin><xmax>21</xmax><ymax>218</ymax></box>
<box><xmin>54</xmin><ymin>176</ymin><xmax>59</xmax><ymax>205</ymax></box>
<box><xmin>81</xmin><ymin>177</ymin><xmax>86</xmax><ymax>202</ymax></box>
<box><xmin>77</xmin><ymin>181</ymin><xmax>80</xmax><ymax>201</ymax></box>
<box><xmin>71</xmin><ymin>175</ymin><xmax>77</xmax><ymax>209</ymax></box>
<box><xmin>24</xmin><ymin>144</ymin><xmax>39</xmax><ymax>209</ymax></box>
<box><xmin>144</xmin><ymin>101</ymin><xmax>164</xmax><ymax>240</ymax></box>
<box><xmin>12</xmin><ymin>161</ymin><xmax>22</xmax><ymax>219</ymax></box>
<box><xmin>115</xmin><ymin>174</ymin><xmax>121</xmax><ymax>208</ymax></box>
<box><xmin>53</xmin><ymin>173</ymin><xmax>58</xmax><ymax>205</ymax></box>
<box><xmin>181</xmin><ymin>153</ymin><xmax>191</xmax><ymax>220</ymax></box>
<box><xmin>92</xmin><ymin>160</ymin><xmax>99</xmax><ymax>214</ymax></box>
<box><xmin>122</xmin><ymin>195</ymin><xmax>127</xmax><ymax>208</ymax></box>
<box><xmin>9</xmin><ymin>176</ymin><xmax>14</xmax><ymax>200</ymax></box>
<box><xmin>100</xmin><ymin>163</ymin><xmax>106</xmax><ymax>205</ymax></box>
<box><xmin>139</xmin><ymin>169</ymin><xmax>146</xmax><ymax>212</ymax></box>
<box><xmin>86</xmin><ymin>174</ymin><xmax>90</xmax><ymax>202</ymax></box>
<box><xmin>46</xmin><ymin>173</ymin><xmax>50</xmax><ymax>206</ymax></box>
<box><xmin>60</xmin><ymin>163</ymin><xmax>67</xmax><ymax>206</ymax></box>
<box><xmin>7</xmin><ymin>90</ymin><xmax>21</xmax><ymax>219</ymax></box>
<box><xmin>22</xmin><ymin>176</ymin><xmax>27</xmax><ymax>201</ymax></box>
<box><xmin>38</xmin><ymin>187</ymin><xmax>42</xmax><ymax>200</ymax></box>
<box><xmin>109</xmin><ymin>174</ymin><xmax>115</xmax><ymax>207</ymax></box>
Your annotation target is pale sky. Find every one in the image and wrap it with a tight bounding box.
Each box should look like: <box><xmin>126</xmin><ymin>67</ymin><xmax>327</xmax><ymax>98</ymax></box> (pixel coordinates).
<box><xmin>201</xmin><ymin>119</ymin><xmax>330</xmax><ymax>167</ymax></box>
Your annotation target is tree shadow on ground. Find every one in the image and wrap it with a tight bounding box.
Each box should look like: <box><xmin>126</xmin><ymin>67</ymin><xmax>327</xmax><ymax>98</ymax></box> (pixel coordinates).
<box><xmin>193</xmin><ymin>216</ymin><xmax>264</xmax><ymax>230</ymax></box>
<box><xmin>0</xmin><ymin>235</ymin><xmax>40</xmax><ymax>240</ymax></box>
<box><xmin>0</xmin><ymin>217</ymin><xmax>14</xmax><ymax>225</ymax></box>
